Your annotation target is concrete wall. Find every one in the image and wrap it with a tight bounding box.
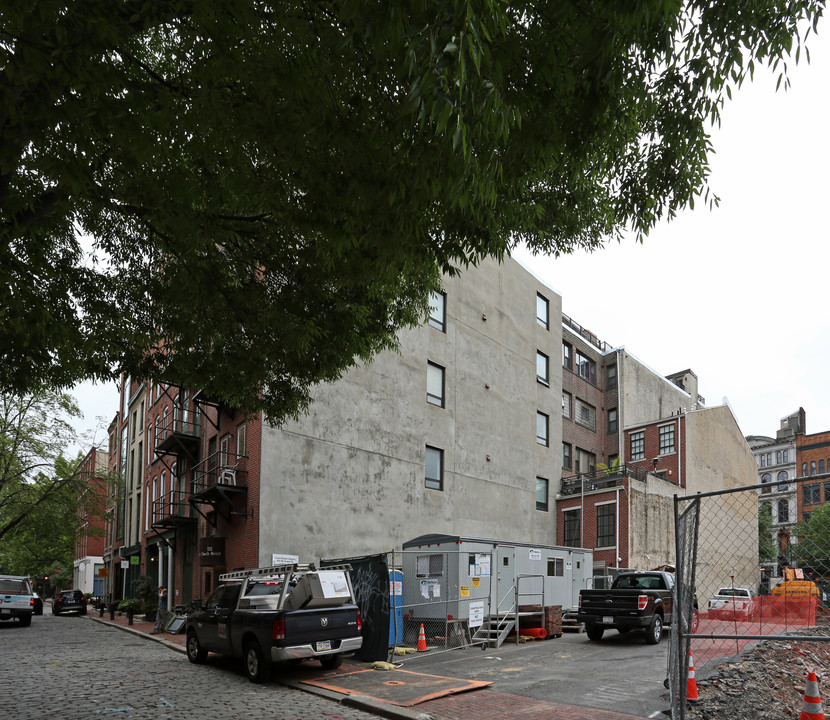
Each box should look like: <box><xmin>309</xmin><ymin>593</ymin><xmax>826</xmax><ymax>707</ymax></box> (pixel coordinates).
<box><xmin>257</xmin><ymin>256</ymin><xmax>563</xmax><ymax>562</ymax></box>
<box><xmin>684</xmin><ymin>405</ymin><xmax>760</xmax><ymax>600</ymax></box>
<box><xmin>619</xmin><ymin>351</ymin><xmax>696</xmax><ymax>430</ymax></box>
<box><xmin>628</xmin><ymin>476</ymin><xmax>679</xmax><ymax>571</ymax></box>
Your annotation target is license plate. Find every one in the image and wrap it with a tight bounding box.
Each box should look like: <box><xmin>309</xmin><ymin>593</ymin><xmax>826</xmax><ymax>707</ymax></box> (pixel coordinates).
<box><xmin>602</xmin><ymin>616</ymin><xmax>614</xmax><ymax>624</ymax></box>
<box><xmin>316</xmin><ymin>640</ymin><xmax>331</xmax><ymax>652</ymax></box>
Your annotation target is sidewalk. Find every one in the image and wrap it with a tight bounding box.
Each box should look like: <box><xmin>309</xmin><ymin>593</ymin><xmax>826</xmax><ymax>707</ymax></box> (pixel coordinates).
<box><xmin>90</xmin><ymin>612</ymin><xmax>656</xmax><ymax>720</ymax></box>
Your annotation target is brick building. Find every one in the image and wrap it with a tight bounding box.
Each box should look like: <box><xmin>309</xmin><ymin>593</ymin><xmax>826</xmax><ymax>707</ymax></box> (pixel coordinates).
<box><xmin>73</xmin><ymin>446</ymin><xmax>108</xmax><ymax>596</ymax></box>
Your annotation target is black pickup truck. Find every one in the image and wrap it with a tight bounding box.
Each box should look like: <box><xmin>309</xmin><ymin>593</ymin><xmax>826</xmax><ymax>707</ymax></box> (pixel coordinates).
<box><xmin>578</xmin><ymin>570</ymin><xmax>678</xmax><ymax>644</ymax></box>
<box><xmin>186</xmin><ymin>563</ymin><xmax>362</xmax><ymax>682</ymax></box>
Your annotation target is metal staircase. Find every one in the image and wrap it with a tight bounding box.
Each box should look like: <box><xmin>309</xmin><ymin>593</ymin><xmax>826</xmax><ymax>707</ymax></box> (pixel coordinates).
<box><xmin>472</xmin><ymin>613</ymin><xmax>516</xmax><ymax>648</ymax></box>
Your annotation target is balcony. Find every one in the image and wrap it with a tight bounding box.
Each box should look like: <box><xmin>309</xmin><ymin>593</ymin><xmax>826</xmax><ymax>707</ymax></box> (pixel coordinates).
<box><xmin>559</xmin><ymin>465</ymin><xmax>648</xmax><ymax>497</ymax></box>
<box><xmin>190</xmin><ymin>451</ymin><xmax>249</xmax><ymax>524</ymax></box>
<box><xmin>155</xmin><ymin>416</ymin><xmax>200</xmax><ymax>462</ymax></box>
<box><xmin>152</xmin><ymin>490</ymin><xmax>197</xmax><ymax>530</ymax></box>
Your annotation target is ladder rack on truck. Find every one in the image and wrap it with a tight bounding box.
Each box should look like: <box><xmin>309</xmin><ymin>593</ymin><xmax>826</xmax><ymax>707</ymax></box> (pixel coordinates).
<box><xmin>219</xmin><ymin>563</ymin><xmax>353</xmax><ymax>582</ymax></box>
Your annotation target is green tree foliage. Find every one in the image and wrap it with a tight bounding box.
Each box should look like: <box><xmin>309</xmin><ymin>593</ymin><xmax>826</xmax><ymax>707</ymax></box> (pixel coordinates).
<box><xmin>1</xmin><ymin>1</ymin><xmax>823</xmax><ymax>421</ymax></box>
<box><xmin>793</xmin><ymin>505</ymin><xmax>830</xmax><ymax>575</ymax></box>
<box><xmin>0</xmin><ymin>391</ymin><xmax>109</xmax><ymax>579</ymax></box>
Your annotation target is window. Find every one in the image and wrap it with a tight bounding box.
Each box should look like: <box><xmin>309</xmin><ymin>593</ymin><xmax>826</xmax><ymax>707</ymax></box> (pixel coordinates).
<box><xmin>776</xmin><ymin>451</ymin><xmax>782</xmax><ymax>464</ymax></box>
<box><xmin>821</xmin><ymin>460</ymin><xmax>826</xmax><ymax>474</ymax></box>
<box><xmin>547</xmin><ymin>558</ymin><xmax>564</xmax><ymax>576</ymax></box>
<box><xmin>597</xmin><ymin>503</ymin><xmax>616</xmax><ymax>547</ymax></box>
<box><xmin>237</xmin><ymin>423</ymin><xmax>247</xmax><ymax>457</ymax></box>
<box><xmin>563</xmin><ymin>510</ymin><xmax>580</xmax><ymax>547</ymax></box>
<box><xmin>536</xmin><ymin>477</ymin><xmax>549</xmax><ymax>512</ymax></box>
<box><xmin>783</xmin><ymin>450</ymin><xmax>789</xmax><ymax>463</ymax></box>
<box><xmin>760</xmin><ymin>473</ymin><xmax>772</xmax><ymax>494</ymax></box>
<box><xmin>562</xmin><ymin>443</ymin><xmax>572</xmax><ymax>470</ymax></box>
<box><xmin>811</xmin><ymin>461</ymin><xmax>817</xmax><ymax>476</ymax></box>
<box><xmin>220</xmin><ymin>435</ymin><xmax>230</xmax><ymax>468</ymax></box>
<box><xmin>608</xmin><ymin>408</ymin><xmax>618</xmax><ymax>434</ymax></box>
<box><xmin>536</xmin><ymin>411</ymin><xmax>549</xmax><ymax>446</ymax></box>
<box><xmin>562</xmin><ymin>342</ymin><xmax>572</xmax><ymax>371</ymax></box>
<box><xmin>777</xmin><ymin>499</ymin><xmax>789</xmax><ymax>524</ymax></box>
<box><xmin>760</xmin><ymin>454</ymin><xmax>766</xmax><ymax>467</ymax></box>
<box><xmin>802</xmin><ymin>462</ymin><xmax>808</xmax><ymax>477</ymax></box>
<box><xmin>575</xmin><ymin>350</ymin><xmax>597</xmax><ymax>384</ymax></box>
<box><xmin>425</xmin><ymin>446</ymin><xmax>443</xmax><ymax>490</ymax></box>
<box><xmin>777</xmin><ymin>470</ymin><xmax>788</xmax><ymax>487</ymax></box>
<box><xmin>630</xmin><ymin>431</ymin><xmax>645</xmax><ymax>460</ymax></box>
<box><xmin>804</xmin><ymin>484</ymin><xmax>821</xmax><ymax>505</ymax></box>
<box><xmin>658</xmin><ymin>424</ymin><xmax>675</xmax><ymax>455</ymax></box>
<box><xmin>574</xmin><ymin>399</ymin><xmax>596</xmax><ymax>431</ymax></box>
<box><xmin>416</xmin><ymin>554</ymin><xmax>444</xmax><ymax>577</ymax></box>
<box><xmin>606</xmin><ymin>364</ymin><xmax>617</xmax><ymax>391</ymax></box>
<box><xmin>536</xmin><ymin>351</ymin><xmax>549</xmax><ymax>385</ymax></box>
<box><xmin>427</xmin><ymin>362</ymin><xmax>445</xmax><ymax>407</ymax></box>
<box><xmin>562</xmin><ymin>392</ymin><xmax>571</xmax><ymax>419</ymax></box>
<box><xmin>825</xmin><ymin>482</ymin><xmax>830</xmax><ymax>503</ymax></box>
<box><xmin>537</xmin><ymin>293</ymin><xmax>549</xmax><ymax>329</ymax></box>
<box><xmin>428</xmin><ymin>291</ymin><xmax>446</xmax><ymax>332</ymax></box>
<box><xmin>574</xmin><ymin>448</ymin><xmax>595</xmax><ymax>474</ymax></box>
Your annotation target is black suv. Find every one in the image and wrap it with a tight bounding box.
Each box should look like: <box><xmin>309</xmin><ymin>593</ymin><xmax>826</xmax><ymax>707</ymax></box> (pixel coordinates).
<box><xmin>53</xmin><ymin>589</ymin><xmax>87</xmax><ymax>615</ymax></box>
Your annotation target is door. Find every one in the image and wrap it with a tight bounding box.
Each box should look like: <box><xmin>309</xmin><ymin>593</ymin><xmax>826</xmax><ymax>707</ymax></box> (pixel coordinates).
<box><xmin>199</xmin><ymin>584</ymin><xmax>240</xmax><ymax>654</ymax></box>
<box><xmin>495</xmin><ymin>546</ymin><xmax>516</xmax><ymax>615</ymax></box>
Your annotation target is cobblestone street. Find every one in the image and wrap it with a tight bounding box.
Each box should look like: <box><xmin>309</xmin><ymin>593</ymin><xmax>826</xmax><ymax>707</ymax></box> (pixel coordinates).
<box><xmin>3</xmin><ymin>612</ymin><xmax>380</xmax><ymax>720</ymax></box>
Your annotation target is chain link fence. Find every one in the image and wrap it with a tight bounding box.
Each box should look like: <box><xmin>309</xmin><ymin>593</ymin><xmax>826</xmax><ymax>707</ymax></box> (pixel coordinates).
<box><xmin>672</xmin><ymin>476</ymin><xmax>830</xmax><ymax>719</ymax></box>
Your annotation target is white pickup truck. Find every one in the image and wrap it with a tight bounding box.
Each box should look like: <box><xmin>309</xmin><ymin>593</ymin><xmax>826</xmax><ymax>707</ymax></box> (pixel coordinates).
<box><xmin>0</xmin><ymin>575</ymin><xmax>34</xmax><ymax>626</ymax></box>
<box><xmin>707</xmin><ymin>587</ymin><xmax>754</xmax><ymax>620</ymax></box>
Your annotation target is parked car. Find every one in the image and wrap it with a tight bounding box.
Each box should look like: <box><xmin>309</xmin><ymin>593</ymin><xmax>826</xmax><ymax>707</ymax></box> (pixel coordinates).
<box><xmin>0</xmin><ymin>575</ymin><xmax>34</xmax><ymax>626</ymax></box>
<box><xmin>32</xmin><ymin>592</ymin><xmax>43</xmax><ymax>615</ymax></box>
<box><xmin>186</xmin><ymin>562</ymin><xmax>362</xmax><ymax>682</ymax></box>
<box><xmin>53</xmin><ymin>589</ymin><xmax>87</xmax><ymax>616</ymax></box>
<box><xmin>707</xmin><ymin>587</ymin><xmax>755</xmax><ymax>620</ymax></box>
<box><xmin>578</xmin><ymin>570</ymin><xmax>698</xmax><ymax>644</ymax></box>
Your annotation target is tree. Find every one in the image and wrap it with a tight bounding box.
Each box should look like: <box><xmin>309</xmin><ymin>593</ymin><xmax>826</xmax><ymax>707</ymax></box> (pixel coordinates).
<box><xmin>793</xmin><ymin>505</ymin><xmax>830</xmax><ymax>577</ymax></box>
<box><xmin>1</xmin><ymin>1</ymin><xmax>823</xmax><ymax>422</ymax></box>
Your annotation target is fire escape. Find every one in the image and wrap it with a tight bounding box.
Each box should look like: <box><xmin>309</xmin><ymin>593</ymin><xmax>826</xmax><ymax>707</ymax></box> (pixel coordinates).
<box><xmin>189</xmin><ymin>389</ymin><xmax>251</xmax><ymax>527</ymax></box>
<box><xmin>151</xmin><ymin>389</ymin><xmax>200</xmax><ymax>537</ymax></box>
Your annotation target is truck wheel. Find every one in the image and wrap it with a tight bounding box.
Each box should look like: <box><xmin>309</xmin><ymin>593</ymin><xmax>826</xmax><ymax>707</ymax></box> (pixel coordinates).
<box><xmin>320</xmin><ymin>654</ymin><xmax>343</xmax><ymax>670</ymax></box>
<box><xmin>586</xmin><ymin>625</ymin><xmax>604</xmax><ymax>641</ymax></box>
<box><xmin>244</xmin><ymin>640</ymin><xmax>271</xmax><ymax>683</ymax></box>
<box><xmin>645</xmin><ymin>614</ymin><xmax>663</xmax><ymax>645</ymax></box>
<box><xmin>186</xmin><ymin>630</ymin><xmax>208</xmax><ymax>664</ymax></box>
<box><xmin>617</xmin><ymin>627</ymin><xmax>630</xmax><ymax>634</ymax></box>
<box><xmin>19</xmin><ymin>614</ymin><xmax>32</xmax><ymax>627</ymax></box>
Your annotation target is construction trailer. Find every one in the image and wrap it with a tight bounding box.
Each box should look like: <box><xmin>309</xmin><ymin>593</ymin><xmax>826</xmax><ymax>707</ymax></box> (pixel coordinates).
<box><xmin>400</xmin><ymin>534</ymin><xmax>593</xmax><ymax>647</ymax></box>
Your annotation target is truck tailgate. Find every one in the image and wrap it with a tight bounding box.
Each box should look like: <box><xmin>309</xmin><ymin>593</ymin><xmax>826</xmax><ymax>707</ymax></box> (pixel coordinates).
<box><xmin>285</xmin><ymin>606</ymin><xmax>360</xmax><ymax>646</ymax></box>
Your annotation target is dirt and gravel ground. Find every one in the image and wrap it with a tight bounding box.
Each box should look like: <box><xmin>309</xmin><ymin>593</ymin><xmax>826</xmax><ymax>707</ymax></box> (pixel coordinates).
<box><xmin>685</xmin><ymin>628</ymin><xmax>830</xmax><ymax>719</ymax></box>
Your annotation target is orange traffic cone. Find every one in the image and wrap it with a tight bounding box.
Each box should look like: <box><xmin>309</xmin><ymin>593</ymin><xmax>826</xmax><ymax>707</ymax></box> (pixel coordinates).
<box><xmin>801</xmin><ymin>671</ymin><xmax>824</xmax><ymax>720</ymax></box>
<box><xmin>416</xmin><ymin>623</ymin><xmax>428</xmax><ymax>652</ymax></box>
<box><xmin>686</xmin><ymin>649</ymin><xmax>700</xmax><ymax>702</ymax></box>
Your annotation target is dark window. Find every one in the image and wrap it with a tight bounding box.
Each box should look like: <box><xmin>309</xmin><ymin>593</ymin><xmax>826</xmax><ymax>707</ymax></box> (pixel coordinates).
<box><xmin>562</xmin><ymin>342</ymin><xmax>572</xmax><ymax>371</ymax></box>
<box><xmin>563</xmin><ymin>510</ymin><xmax>580</xmax><ymax>547</ymax></box>
<box><xmin>562</xmin><ymin>392</ymin><xmax>572</xmax><ymax>419</ymax></box>
<box><xmin>803</xmin><ymin>462</ymin><xmax>808</xmax><ymax>477</ymax></box>
<box><xmin>537</xmin><ymin>412</ymin><xmax>549</xmax><ymax>446</ymax></box>
<box><xmin>427</xmin><ymin>361</ymin><xmax>445</xmax><ymax>407</ymax></box>
<box><xmin>777</xmin><ymin>499</ymin><xmax>789</xmax><ymax>524</ymax></box>
<box><xmin>537</xmin><ymin>351</ymin><xmax>549</xmax><ymax>385</ymax></box>
<box><xmin>597</xmin><ymin>504</ymin><xmax>616</xmax><ymax>547</ymax></box>
<box><xmin>562</xmin><ymin>443</ymin><xmax>572</xmax><ymax>470</ymax></box>
<box><xmin>536</xmin><ymin>477</ymin><xmax>549</xmax><ymax>512</ymax></box>
<box><xmin>428</xmin><ymin>291</ymin><xmax>446</xmax><ymax>332</ymax></box>
<box><xmin>575</xmin><ymin>448</ymin><xmax>595</xmax><ymax>474</ymax></box>
<box><xmin>659</xmin><ymin>424</ymin><xmax>675</xmax><ymax>455</ymax></box>
<box><xmin>804</xmin><ymin>484</ymin><xmax>821</xmax><ymax>505</ymax></box>
<box><xmin>760</xmin><ymin>473</ymin><xmax>771</xmax><ymax>494</ymax></box>
<box><xmin>575</xmin><ymin>350</ymin><xmax>597</xmax><ymax>384</ymax></box>
<box><xmin>821</xmin><ymin>460</ymin><xmax>826</xmax><ymax>474</ymax></box>
<box><xmin>811</xmin><ymin>461</ymin><xmax>817</xmax><ymax>476</ymax></box>
<box><xmin>608</xmin><ymin>408</ymin><xmax>618</xmax><ymax>434</ymax></box>
<box><xmin>630</xmin><ymin>431</ymin><xmax>645</xmax><ymax>460</ymax></box>
<box><xmin>425</xmin><ymin>446</ymin><xmax>443</xmax><ymax>490</ymax></box>
<box><xmin>537</xmin><ymin>293</ymin><xmax>549</xmax><ymax>329</ymax></box>
<box><xmin>606</xmin><ymin>364</ymin><xmax>617</xmax><ymax>391</ymax></box>
<box><xmin>574</xmin><ymin>399</ymin><xmax>596</xmax><ymax>431</ymax></box>
<box><xmin>547</xmin><ymin>558</ymin><xmax>564</xmax><ymax>576</ymax></box>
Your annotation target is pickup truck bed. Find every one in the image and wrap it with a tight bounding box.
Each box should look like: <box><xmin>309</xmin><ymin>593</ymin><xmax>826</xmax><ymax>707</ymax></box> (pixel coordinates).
<box><xmin>186</xmin><ymin>563</ymin><xmax>362</xmax><ymax>682</ymax></box>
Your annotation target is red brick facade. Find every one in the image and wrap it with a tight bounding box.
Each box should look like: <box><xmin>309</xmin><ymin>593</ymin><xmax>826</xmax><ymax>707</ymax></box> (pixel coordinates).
<box><xmin>796</xmin><ymin>431</ymin><xmax>830</xmax><ymax>522</ymax></box>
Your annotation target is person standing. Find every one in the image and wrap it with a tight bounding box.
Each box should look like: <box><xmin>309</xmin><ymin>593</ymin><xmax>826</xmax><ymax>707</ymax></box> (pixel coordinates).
<box><xmin>152</xmin><ymin>587</ymin><xmax>168</xmax><ymax>634</ymax></box>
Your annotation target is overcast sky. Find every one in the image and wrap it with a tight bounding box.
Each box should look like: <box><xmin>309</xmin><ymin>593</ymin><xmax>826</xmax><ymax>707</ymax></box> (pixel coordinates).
<box><xmin>70</xmin><ymin>23</ymin><xmax>830</xmax><ymax>451</ymax></box>
<box><xmin>515</xmin><ymin>23</ymin><xmax>830</xmax><ymax>440</ymax></box>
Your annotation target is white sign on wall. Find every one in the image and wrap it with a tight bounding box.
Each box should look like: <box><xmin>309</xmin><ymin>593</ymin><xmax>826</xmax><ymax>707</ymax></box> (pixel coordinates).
<box><xmin>529</xmin><ymin>548</ymin><xmax>541</xmax><ymax>561</ymax></box>
<box><xmin>271</xmin><ymin>553</ymin><xmax>300</xmax><ymax>566</ymax></box>
<box><xmin>469</xmin><ymin>601</ymin><xmax>485</xmax><ymax>628</ymax></box>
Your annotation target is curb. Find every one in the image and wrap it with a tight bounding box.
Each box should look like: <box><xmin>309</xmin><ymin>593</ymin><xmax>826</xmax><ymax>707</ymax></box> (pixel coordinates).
<box><xmin>88</xmin><ymin>615</ymin><xmax>187</xmax><ymax>655</ymax></box>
